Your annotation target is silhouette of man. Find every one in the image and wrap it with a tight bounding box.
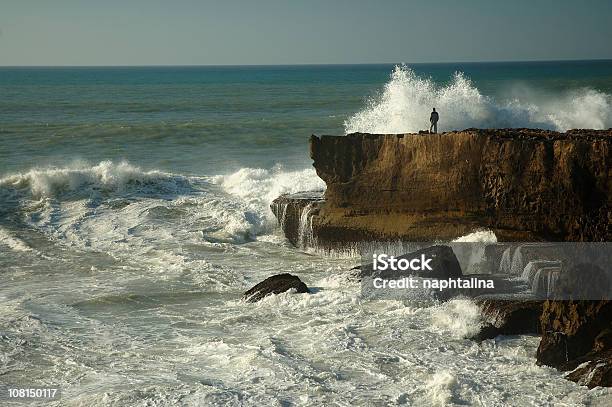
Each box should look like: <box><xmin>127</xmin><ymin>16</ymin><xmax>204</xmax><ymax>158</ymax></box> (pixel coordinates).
<box><xmin>430</xmin><ymin>108</ymin><xmax>439</xmax><ymax>133</ymax></box>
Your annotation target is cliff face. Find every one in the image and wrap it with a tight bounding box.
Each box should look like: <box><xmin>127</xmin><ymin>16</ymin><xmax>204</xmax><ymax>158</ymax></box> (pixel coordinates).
<box><xmin>309</xmin><ymin>129</ymin><xmax>610</xmax><ymax>244</ymax></box>
<box><xmin>537</xmin><ymin>300</ymin><xmax>612</xmax><ymax>388</ymax></box>
<box><xmin>269</xmin><ymin>129</ymin><xmax>612</xmax><ymax>388</ymax></box>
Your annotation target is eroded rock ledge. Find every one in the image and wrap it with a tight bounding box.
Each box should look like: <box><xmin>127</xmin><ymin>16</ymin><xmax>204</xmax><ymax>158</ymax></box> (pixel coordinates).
<box><xmin>300</xmin><ymin>128</ymin><xmax>609</xmax><ymax>247</ymax></box>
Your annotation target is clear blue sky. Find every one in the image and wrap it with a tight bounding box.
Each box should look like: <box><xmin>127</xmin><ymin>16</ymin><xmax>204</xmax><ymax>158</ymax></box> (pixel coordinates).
<box><xmin>1</xmin><ymin>0</ymin><xmax>611</xmax><ymax>66</ymax></box>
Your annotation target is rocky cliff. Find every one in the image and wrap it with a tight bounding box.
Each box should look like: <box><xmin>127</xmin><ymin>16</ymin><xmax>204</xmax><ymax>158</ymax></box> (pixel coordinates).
<box><xmin>537</xmin><ymin>300</ymin><xmax>612</xmax><ymax>388</ymax></box>
<box><xmin>303</xmin><ymin>129</ymin><xmax>610</xmax><ymax>247</ymax></box>
<box><xmin>269</xmin><ymin>128</ymin><xmax>612</xmax><ymax>388</ymax></box>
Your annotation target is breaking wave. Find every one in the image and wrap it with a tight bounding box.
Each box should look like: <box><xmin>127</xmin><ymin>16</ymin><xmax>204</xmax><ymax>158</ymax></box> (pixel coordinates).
<box><xmin>0</xmin><ymin>161</ymin><xmax>325</xmax><ymax>253</ymax></box>
<box><xmin>0</xmin><ymin>161</ymin><xmax>189</xmax><ymax>200</ymax></box>
<box><xmin>344</xmin><ymin>65</ymin><xmax>612</xmax><ymax>134</ymax></box>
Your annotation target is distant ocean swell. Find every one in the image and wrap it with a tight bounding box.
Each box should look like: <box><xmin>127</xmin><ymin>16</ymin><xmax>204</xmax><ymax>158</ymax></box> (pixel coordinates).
<box><xmin>345</xmin><ymin>65</ymin><xmax>612</xmax><ymax>134</ymax></box>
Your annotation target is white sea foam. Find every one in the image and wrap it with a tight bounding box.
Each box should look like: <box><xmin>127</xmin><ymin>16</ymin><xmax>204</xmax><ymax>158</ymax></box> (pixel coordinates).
<box><xmin>0</xmin><ymin>227</ymin><xmax>34</xmax><ymax>253</ymax></box>
<box><xmin>452</xmin><ymin>230</ymin><xmax>497</xmax><ymax>274</ymax></box>
<box><xmin>0</xmin><ymin>160</ymin><xmax>186</xmax><ymax>199</ymax></box>
<box><xmin>217</xmin><ymin>165</ymin><xmax>324</xmax><ymax>213</ymax></box>
<box><xmin>453</xmin><ymin>229</ymin><xmax>497</xmax><ymax>243</ymax></box>
<box><xmin>423</xmin><ymin>371</ymin><xmax>459</xmax><ymax>406</ymax></box>
<box><xmin>0</xmin><ymin>161</ymin><xmax>326</xmax><ymax>268</ymax></box>
<box><xmin>345</xmin><ymin>65</ymin><xmax>612</xmax><ymax>134</ymax></box>
<box><xmin>429</xmin><ymin>298</ymin><xmax>483</xmax><ymax>339</ymax></box>
<box><xmin>215</xmin><ymin>165</ymin><xmax>325</xmax><ymax>236</ymax></box>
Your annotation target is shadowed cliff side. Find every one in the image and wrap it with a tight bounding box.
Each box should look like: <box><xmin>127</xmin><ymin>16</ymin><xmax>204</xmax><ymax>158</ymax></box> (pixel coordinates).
<box><xmin>305</xmin><ymin>129</ymin><xmax>610</xmax><ymax>246</ymax></box>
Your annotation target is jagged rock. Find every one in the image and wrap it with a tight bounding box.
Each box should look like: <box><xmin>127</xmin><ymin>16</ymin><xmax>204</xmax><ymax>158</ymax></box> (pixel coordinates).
<box><xmin>564</xmin><ymin>349</ymin><xmax>612</xmax><ymax>388</ymax></box>
<box><xmin>562</xmin><ymin>329</ymin><xmax>612</xmax><ymax>387</ymax></box>
<box><xmin>536</xmin><ymin>300</ymin><xmax>612</xmax><ymax>370</ymax></box>
<box><xmin>243</xmin><ymin>274</ymin><xmax>310</xmax><ymax>303</ymax></box>
<box><xmin>270</xmin><ymin>191</ymin><xmax>324</xmax><ymax>248</ymax></box>
<box><xmin>472</xmin><ymin>299</ymin><xmax>544</xmax><ymax>341</ymax></box>
<box><xmin>305</xmin><ymin>129</ymin><xmax>610</xmax><ymax>248</ymax></box>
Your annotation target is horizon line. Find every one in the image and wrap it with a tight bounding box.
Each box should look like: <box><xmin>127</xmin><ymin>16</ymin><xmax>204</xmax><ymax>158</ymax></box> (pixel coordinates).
<box><xmin>1</xmin><ymin>57</ymin><xmax>611</xmax><ymax>68</ymax></box>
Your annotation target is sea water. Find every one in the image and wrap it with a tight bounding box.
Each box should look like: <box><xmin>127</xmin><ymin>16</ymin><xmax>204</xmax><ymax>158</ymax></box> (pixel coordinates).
<box><xmin>1</xmin><ymin>62</ymin><xmax>611</xmax><ymax>406</ymax></box>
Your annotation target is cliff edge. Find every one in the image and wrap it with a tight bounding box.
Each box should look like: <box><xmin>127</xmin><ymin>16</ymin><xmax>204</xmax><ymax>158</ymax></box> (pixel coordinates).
<box><xmin>305</xmin><ymin>129</ymin><xmax>610</xmax><ymax>246</ymax></box>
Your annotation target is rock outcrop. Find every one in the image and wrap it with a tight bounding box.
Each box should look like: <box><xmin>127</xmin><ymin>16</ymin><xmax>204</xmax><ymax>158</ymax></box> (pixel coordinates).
<box><xmin>270</xmin><ymin>191</ymin><xmax>324</xmax><ymax>248</ymax></box>
<box><xmin>267</xmin><ymin>128</ymin><xmax>612</xmax><ymax>387</ymax></box>
<box><xmin>537</xmin><ymin>300</ymin><xmax>612</xmax><ymax>387</ymax></box>
<box><xmin>302</xmin><ymin>129</ymin><xmax>610</xmax><ymax>248</ymax></box>
<box><xmin>243</xmin><ymin>274</ymin><xmax>310</xmax><ymax>303</ymax></box>
<box><xmin>472</xmin><ymin>299</ymin><xmax>544</xmax><ymax>341</ymax></box>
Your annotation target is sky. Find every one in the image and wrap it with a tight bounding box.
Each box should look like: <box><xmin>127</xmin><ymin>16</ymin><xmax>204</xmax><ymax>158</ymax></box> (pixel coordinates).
<box><xmin>1</xmin><ymin>0</ymin><xmax>611</xmax><ymax>66</ymax></box>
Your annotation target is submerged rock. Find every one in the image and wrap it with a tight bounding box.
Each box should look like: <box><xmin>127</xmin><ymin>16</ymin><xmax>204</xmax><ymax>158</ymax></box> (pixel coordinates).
<box><xmin>472</xmin><ymin>298</ymin><xmax>544</xmax><ymax>341</ymax></box>
<box><xmin>243</xmin><ymin>273</ymin><xmax>310</xmax><ymax>303</ymax></box>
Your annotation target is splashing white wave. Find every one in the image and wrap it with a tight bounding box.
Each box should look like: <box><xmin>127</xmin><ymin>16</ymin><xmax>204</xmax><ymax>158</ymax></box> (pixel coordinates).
<box><xmin>215</xmin><ymin>164</ymin><xmax>325</xmax><ymax>226</ymax></box>
<box><xmin>344</xmin><ymin>65</ymin><xmax>612</xmax><ymax>134</ymax></box>
<box><xmin>0</xmin><ymin>161</ymin><xmax>326</xmax><ymax>255</ymax></box>
<box><xmin>453</xmin><ymin>229</ymin><xmax>497</xmax><ymax>243</ymax></box>
<box><xmin>429</xmin><ymin>298</ymin><xmax>483</xmax><ymax>339</ymax></box>
<box><xmin>0</xmin><ymin>161</ymin><xmax>187</xmax><ymax>199</ymax></box>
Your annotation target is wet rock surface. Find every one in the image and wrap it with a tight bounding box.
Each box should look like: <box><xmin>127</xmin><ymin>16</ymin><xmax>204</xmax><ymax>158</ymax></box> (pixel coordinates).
<box><xmin>537</xmin><ymin>300</ymin><xmax>612</xmax><ymax>387</ymax></box>
<box><xmin>472</xmin><ymin>299</ymin><xmax>544</xmax><ymax>341</ymax></box>
<box><xmin>243</xmin><ymin>274</ymin><xmax>310</xmax><ymax>303</ymax></box>
<box><xmin>270</xmin><ymin>191</ymin><xmax>324</xmax><ymax>248</ymax></box>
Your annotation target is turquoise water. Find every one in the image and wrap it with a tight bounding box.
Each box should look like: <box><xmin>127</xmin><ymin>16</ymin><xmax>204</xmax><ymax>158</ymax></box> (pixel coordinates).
<box><xmin>1</xmin><ymin>62</ymin><xmax>612</xmax><ymax>405</ymax></box>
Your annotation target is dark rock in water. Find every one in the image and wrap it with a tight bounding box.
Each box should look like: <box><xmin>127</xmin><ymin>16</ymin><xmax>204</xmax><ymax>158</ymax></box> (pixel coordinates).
<box><xmin>564</xmin><ymin>349</ymin><xmax>612</xmax><ymax>388</ymax></box>
<box><xmin>361</xmin><ymin>245</ymin><xmax>462</xmax><ymax>280</ymax></box>
<box><xmin>536</xmin><ymin>300</ymin><xmax>612</xmax><ymax>385</ymax></box>
<box><xmin>243</xmin><ymin>273</ymin><xmax>310</xmax><ymax>303</ymax></box>
<box><xmin>564</xmin><ymin>328</ymin><xmax>612</xmax><ymax>387</ymax></box>
<box><xmin>472</xmin><ymin>298</ymin><xmax>544</xmax><ymax>341</ymax></box>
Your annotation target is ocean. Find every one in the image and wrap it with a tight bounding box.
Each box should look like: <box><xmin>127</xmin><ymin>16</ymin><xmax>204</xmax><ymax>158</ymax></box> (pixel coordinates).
<box><xmin>1</xmin><ymin>61</ymin><xmax>611</xmax><ymax>406</ymax></box>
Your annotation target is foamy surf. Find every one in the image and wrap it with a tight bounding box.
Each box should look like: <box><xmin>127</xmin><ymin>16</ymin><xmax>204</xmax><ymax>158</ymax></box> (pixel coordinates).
<box><xmin>0</xmin><ymin>160</ymin><xmax>188</xmax><ymax>199</ymax></box>
<box><xmin>0</xmin><ymin>161</ymin><xmax>325</xmax><ymax>265</ymax></box>
<box><xmin>0</xmin><ymin>161</ymin><xmax>608</xmax><ymax>406</ymax></box>
<box><xmin>0</xmin><ymin>227</ymin><xmax>35</xmax><ymax>253</ymax></box>
<box><xmin>345</xmin><ymin>65</ymin><xmax>612</xmax><ymax>134</ymax></box>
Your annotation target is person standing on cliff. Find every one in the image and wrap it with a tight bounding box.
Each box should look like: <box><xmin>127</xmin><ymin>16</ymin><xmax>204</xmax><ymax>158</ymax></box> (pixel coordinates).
<box><xmin>430</xmin><ymin>108</ymin><xmax>439</xmax><ymax>133</ymax></box>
